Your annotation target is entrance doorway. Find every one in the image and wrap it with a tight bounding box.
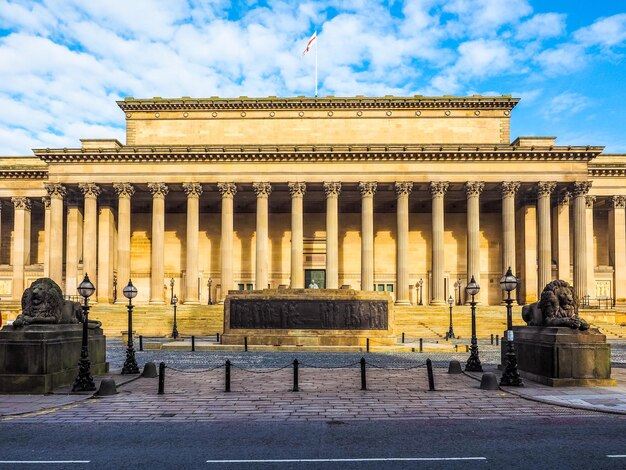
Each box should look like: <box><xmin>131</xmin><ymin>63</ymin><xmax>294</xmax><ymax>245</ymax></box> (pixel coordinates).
<box><xmin>305</xmin><ymin>269</ymin><xmax>326</xmax><ymax>289</ymax></box>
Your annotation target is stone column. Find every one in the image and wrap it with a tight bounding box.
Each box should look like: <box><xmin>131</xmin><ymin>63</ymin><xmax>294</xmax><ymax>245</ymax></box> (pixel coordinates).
<box><xmin>79</xmin><ymin>183</ymin><xmax>101</xmax><ymax>290</ymax></box>
<box><xmin>113</xmin><ymin>183</ymin><xmax>134</xmax><ymax>301</ymax></box>
<box><xmin>97</xmin><ymin>198</ymin><xmax>115</xmax><ymax>303</ymax></box>
<box><xmin>42</xmin><ymin>197</ymin><xmax>51</xmax><ymax>277</ymax></box>
<box><xmin>148</xmin><ymin>183</ymin><xmax>168</xmax><ymax>303</ymax></box>
<box><xmin>586</xmin><ymin>195</ymin><xmax>597</xmax><ymax>298</ymax></box>
<box><xmin>572</xmin><ymin>182</ymin><xmax>591</xmax><ymax>301</ymax></box>
<box><xmin>45</xmin><ymin>183</ymin><xmax>66</xmax><ymax>287</ymax></box>
<box><xmin>429</xmin><ymin>182</ymin><xmax>448</xmax><ymax>305</ymax></box>
<box><xmin>609</xmin><ymin>196</ymin><xmax>626</xmax><ymax>304</ymax></box>
<box><xmin>359</xmin><ymin>182</ymin><xmax>377</xmax><ymax>291</ymax></box>
<box><xmin>395</xmin><ymin>182</ymin><xmax>413</xmax><ymax>305</ymax></box>
<box><xmin>288</xmin><ymin>182</ymin><xmax>306</xmax><ymax>288</ymax></box>
<box><xmin>182</xmin><ymin>183</ymin><xmax>203</xmax><ymax>303</ymax></box>
<box><xmin>500</xmin><ymin>182</ymin><xmax>520</xmax><ymax>283</ymax></box>
<box><xmin>11</xmin><ymin>197</ymin><xmax>31</xmax><ymax>299</ymax></box>
<box><xmin>556</xmin><ymin>192</ymin><xmax>571</xmax><ymax>282</ymax></box>
<box><xmin>466</xmin><ymin>182</ymin><xmax>484</xmax><ymax>302</ymax></box>
<box><xmin>253</xmin><ymin>183</ymin><xmax>272</xmax><ymax>290</ymax></box>
<box><xmin>537</xmin><ymin>182</ymin><xmax>556</xmax><ymax>292</ymax></box>
<box><xmin>218</xmin><ymin>183</ymin><xmax>236</xmax><ymax>302</ymax></box>
<box><xmin>65</xmin><ymin>197</ymin><xmax>81</xmax><ymax>296</ymax></box>
<box><xmin>324</xmin><ymin>182</ymin><xmax>341</xmax><ymax>289</ymax></box>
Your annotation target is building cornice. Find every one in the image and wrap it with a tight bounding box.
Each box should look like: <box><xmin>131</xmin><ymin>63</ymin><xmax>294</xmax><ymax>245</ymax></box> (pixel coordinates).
<box><xmin>33</xmin><ymin>144</ymin><xmax>602</xmax><ymax>164</ymax></box>
<box><xmin>117</xmin><ymin>95</ymin><xmax>520</xmax><ymax>112</ymax></box>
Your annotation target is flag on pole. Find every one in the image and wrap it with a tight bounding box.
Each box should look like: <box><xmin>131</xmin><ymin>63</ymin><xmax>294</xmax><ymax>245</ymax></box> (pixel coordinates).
<box><xmin>302</xmin><ymin>31</ymin><xmax>317</xmax><ymax>56</ymax></box>
<box><xmin>302</xmin><ymin>31</ymin><xmax>318</xmax><ymax>97</ymax></box>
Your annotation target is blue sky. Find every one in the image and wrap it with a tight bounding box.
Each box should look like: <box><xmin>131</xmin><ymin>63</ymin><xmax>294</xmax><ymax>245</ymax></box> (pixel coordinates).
<box><xmin>0</xmin><ymin>0</ymin><xmax>625</xmax><ymax>155</ymax></box>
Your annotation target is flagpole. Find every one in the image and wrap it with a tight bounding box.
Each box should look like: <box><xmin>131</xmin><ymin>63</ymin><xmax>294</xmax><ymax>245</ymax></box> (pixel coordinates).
<box><xmin>314</xmin><ymin>31</ymin><xmax>318</xmax><ymax>98</ymax></box>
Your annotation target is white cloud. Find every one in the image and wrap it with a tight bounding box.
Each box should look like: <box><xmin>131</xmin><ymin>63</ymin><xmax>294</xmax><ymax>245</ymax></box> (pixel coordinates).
<box><xmin>574</xmin><ymin>13</ymin><xmax>626</xmax><ymax>47</ymax></box>
<box><xmin>516</xmin><ymin>13</ymin><xmax>566</xmax><ymax>40</ymax></box>
<box><xmin>542</xmin><ymin>92</ymin><xmax>591</xmax><ymax>120</ymax></box>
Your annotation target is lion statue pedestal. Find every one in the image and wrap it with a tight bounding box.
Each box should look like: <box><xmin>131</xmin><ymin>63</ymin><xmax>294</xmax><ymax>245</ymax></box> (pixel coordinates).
<box><xmin>0</xmin><ymin>278</ymin><xmax>108</xmax><ymax>394</ymax></box>
<box><xmin>511</xmin><ymin>280</ymin><xmax>615</xmax><ymax>387</ymax></box>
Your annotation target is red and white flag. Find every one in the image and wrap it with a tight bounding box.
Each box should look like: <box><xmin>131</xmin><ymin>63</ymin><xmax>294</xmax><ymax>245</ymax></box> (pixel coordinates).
<box><xmin>302</xmin><ymin>31</ymin><xmax>317</xmax><ymax>56</ymax></box>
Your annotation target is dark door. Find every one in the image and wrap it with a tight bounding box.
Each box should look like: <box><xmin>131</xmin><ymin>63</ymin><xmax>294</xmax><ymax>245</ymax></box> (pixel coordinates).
<box><xmin>305</xmin><ymin>269</ymin><xmax>326</xmax><ymax>289</ymax></box>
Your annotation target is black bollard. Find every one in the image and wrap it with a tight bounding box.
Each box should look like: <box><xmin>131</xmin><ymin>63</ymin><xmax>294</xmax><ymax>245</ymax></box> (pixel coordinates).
<box><xmin>490</xmin><ymin>334</ymin><xmax>494</xmax><ymax>345</ymax></box>
<box><xmin>366</xmin><ymin>338</ymin><xmax>370</xmax><ymax>353</ymax></box>
<box><xmin>419</xmin><ymin>338</ymin><xmax>423</xmax><ymax>353</ymax></box>
<box><xmin>216</xmin><ymin>332</ymin><xmax>220</xmax><ymax>343</ymax></box>
<box><xmin>402</xmin><ymin>332</ymin><xmax>405</xmax><ymax>344</ymax></box>
<box><xmin>139</xmin><ymin>335</ymin><xmax>143</xmax><ymax>351</ymax></box>
<box><xmin>158</xmin><ymin>362</ymin><xmax>165</xmax><ymax>395</ymax></box>
<box><xmin>225</xmin><ymin>360</ymin><xmax>231</xmax><ymax>393</ymax></box>
<box><xmin>191</xmin><ymin>335</ymin><xmax>196</xmax><ymax>352</ymax></box>
<box><xmin>455</xmin><ymin>344</ymin><xmax>458</xmax><ymax>352</ymax></box>
<box><xmin>496</xmin><ymin>334</ymin><xmax>499</xmax><ymax>346</ymax></box>
<box><xmin>292</xmin><ymin>359</ymin><xmax>299</xmax><ymax>392</ymax></box>
<box><xmin>426</xmin><ymin>358</ymin><xmax>435</xmax><ymax>391</ymax></box>
<box><xmin>360</xmin><ymin>357</ymin><xmax>367</xmax><ymax>390</ymax></box>
<box><xmin>244</xmin><ymin>336</ymin><xmax>248</xmax><ymax>352</ymax></box>
<box><xmin>445</xmin><ymin>332</ymin><xmax>449</xmax><ymax>341</ymax></box>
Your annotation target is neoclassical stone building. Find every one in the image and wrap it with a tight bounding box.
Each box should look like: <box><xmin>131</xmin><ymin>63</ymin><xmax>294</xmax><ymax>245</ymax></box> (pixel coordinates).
<box><xmin>0</xmin><ymin>95</ymin><xmax>624</xmax><ymax>307</ymax></box>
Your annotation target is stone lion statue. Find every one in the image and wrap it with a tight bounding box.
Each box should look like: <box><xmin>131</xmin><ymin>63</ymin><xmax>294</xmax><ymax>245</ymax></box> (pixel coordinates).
<box><xmin>522</xmin><ymin>279</ymin><xmax>589</xmax><ymax>330</ymax></box>
<box><xmin>12</xmin><ymin>278</ymin><xmax>101</xmax><ymax>329</ymax></box>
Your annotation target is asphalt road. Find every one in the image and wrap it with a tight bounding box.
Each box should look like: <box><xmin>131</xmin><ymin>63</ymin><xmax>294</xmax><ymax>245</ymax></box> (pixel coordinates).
<box><xmin>1</xmin><ymin>417</ymin><xmax>625</xmax><ymax>469</ymax></box>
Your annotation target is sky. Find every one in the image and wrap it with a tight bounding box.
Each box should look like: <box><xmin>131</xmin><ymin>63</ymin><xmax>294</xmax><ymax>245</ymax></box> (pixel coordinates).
<box><xmin>0</xmin><ymin>0</ymin><xmax>625</xmax><ymax>155</ymax></box>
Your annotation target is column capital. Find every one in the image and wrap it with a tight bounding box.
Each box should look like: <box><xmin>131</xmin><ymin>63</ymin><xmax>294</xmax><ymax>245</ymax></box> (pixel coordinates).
<box><xmin>359</xmin><ymin>182</ymin><xmax>377</xmax><ymax>197</ymax></box>
<box><xmin>45</xmin><ymin>183</ymin><xmax>66</xmax><ymax>199</ymax></box>
<box><xmin>572</xmin><ymin>181</ymin><xmax>592</xmax><ymax>197</ymax></box>
<box><xmin>610</xmin><ymin>195</ymin><xmax>626</xmax><ymax>209</ymax></box>
<box><xmin>253</xmin><ymin>182</ymin><xmax>272</xmax><ymax>197</ymax></box>
<box><xmin>537</xmin><ymin>181</ymin><xmax>557</xmax><ymax>197</ymax></box>
<box><xmin>394</xmin><ymin>182</ymin><xmax>413</xmax><ymax>198</ymax></box>
<box><xmin>113</xmin><ymin>183</ymin><xmax>135</xmax><ymax>198</ymax></box>
<box><xmin>500</xmin><ymin>181</ymin><xmax>520</xmax><ymax>197</ymax></box>
<box><xmin>429</xmin><ymin>181</ymin><xmax>449</xmax><ymax>197</ymax></box>
<box><xmin>41</xmin><ymin>196</ymin><xmax>50</xmax><ymax>209</ymax></box>
<box><xmin>148</xmin><ymin>182</ymin><xmax>169</xmax><ymax>198</ymax></box>
<box><xmin>78</xmin><ymin>183</ymin><xmax>101</xmax><ymax>199</ymax></box>
<box><xmin>217</xmin><ymin>182</ymin><xmax>237</xmax><ymax>198</ymax></box>
<box><xmin>465</xmin><ymin>181</ymin><xmax>484</xmax><ymax>197</ymax></box>
<box><xmin>11</xmin><ymin>197</ymin><xmax>31</xmax><ymax>211</ymax></box>
<box><xmin>288</xmin><ymin>182</ymin><xmax>306</xmax><ymax>197</ymax></box>
<box><xmin>558</xmin><ymin>191</ymin><xmax>571</xmax><ymax>206</ymax></box>
<box><xmin>182</xmin><ymin>182</ymin><xmax>203</xmax><ymax>198</ymax></box>
<box><xmin>585</xmin><ymin>195</ymin><xmax>596</xmax><ymax>208</ymax></box>
<box><xmin>324</xmin><ymin>182</ymin><xmax>342</xmax><ymax>197</ymax></box>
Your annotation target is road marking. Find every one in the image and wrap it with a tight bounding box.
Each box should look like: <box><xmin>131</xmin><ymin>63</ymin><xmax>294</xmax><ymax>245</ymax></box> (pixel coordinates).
<box><xmin>0</xmin><ymin>461</ymin><xmax>90</xmax><ymax>464</ymax></box>
<box><xmin>206</xmin><ymin>457</ymin><xmax>487</xmax><ymax>463</ymax></box>
<box><xmin>608</xmin><ymin>455</ymin><xmax>626</xmax><ymax>458</ymax></box>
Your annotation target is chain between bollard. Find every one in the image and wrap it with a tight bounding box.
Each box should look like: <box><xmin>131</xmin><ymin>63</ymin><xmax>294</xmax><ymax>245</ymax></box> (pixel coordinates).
<box><xmin>166</xmin><ymin>364</ymin><xmax>224</xmax><ymax>374</ymax></box>
<box><xmin>158</xmin><ymin>361</ymin><xmax>165</xmax><ymax>395</ymax></box>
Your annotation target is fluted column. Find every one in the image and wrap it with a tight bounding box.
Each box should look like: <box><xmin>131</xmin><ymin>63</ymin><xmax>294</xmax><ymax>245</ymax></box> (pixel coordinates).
<box><xmin>79</xmin><ymin>183</ymin><xmax>101</xmax><ymax>292</ymax></box>
<box><xmin>556</xmin><ymin>192</ymin><xmax>571</xmax><ymax>282</ymax></box>
<box><xmin>288</xmin><ymin>182</ymin><xmax>306</xmax><ymax>288</ymax></box>
<box><xmin>42</xmin><ymin>197</ymin><xmax>51</xmax><ymax>277</ymax></box>
<box><xmin>11</xmin><ymin>197</ymin><xmax>31</xmax><ymax>299</ymax></box>
<box><xmin>148</xmin><ymin>183</ymin><xmax>168</xmax><ymax>303</ymax></box>
<box><xmin>253</xmin><ymin>182</ymin><xmax>272</xmax><ymax>290</ymax></box>
<box><xmin>218</xmin><ymin>183</ymin><xmax>236</xmax><ymax>302</ymax></box>
<box><xmin>537</xmin><ymin>182</ymin><xmax>556</xmax><ymax>291</ymax></box>
<box><xmin>183</xmin><ymin>183</ymin><xmax>203</xmax><ymax>303</ymax></box>
<box><xmin>609</xmin><ymin>196</ymin><xmax>626</xmax><ymax>304</ymax></box>
<box><xmin>430</xmin><ymin>182</ymin><xmax>448</xmax><ymax>305</ymax></box>
<box><xmin>359</xmin><ymin>182</ymin><xmax>377</xmax><ymax>291</ymax></box>
<box><xmin>65</xmin><ymin>197</ymin><xmax>81</xmax><ymax>296</ymax></box>
<box><xmin>500</xmin><ymin>182</ymin><xmax>519</xmax><ymax>303</ymax></box>
<box><xmin>395</xmin><ymin>182</ymin><xmax>413</xmax><ymax>305</ymax></box>
<box><xmin>97</xmin><ymin>198</ymin><xmax>115</xmax><ymax>303</ymax></box>
<box><xmin>45</xmin><ymin>183</ymin><xmax>66</xmax><ymax>286</ymax></box>
<box><xmin>572</xmin><ymin>182</ymin><xmax>591</xmax><ymax>301</ymax></box>
<box><xmin>113</xmin><ymin>183</ymin><xmax>134</xmax><ymax>302</ymax></box>
<box><xmin>466</xmin><ymin>182</ymin><xmax>484</xmax><ymax>303</ymax></box>
<box><xmin>324</xmin><ymin>182</ymin><xmax>341</xmax><ymax>289</ymax></box>
<box><xmin>586</xmin><ymin>195</ymin><xmax>596</xmax><ymax>298</ymax></box>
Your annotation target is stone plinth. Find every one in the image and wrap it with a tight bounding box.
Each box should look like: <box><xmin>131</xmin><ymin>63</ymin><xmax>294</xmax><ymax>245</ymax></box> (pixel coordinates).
<box><xmin>222</xmin><ymin>289</ymin><xmax>396</xmax><ymax>346</ymax></box>
<box><xmin>0</xmin><ymin>325</ymin><xmax>108</xmax><ymax>394</ymax></box>
<box><xmin>511</xmin><ymin>326</ymin><xmax>615</xmax><ymax>387</ymax></box>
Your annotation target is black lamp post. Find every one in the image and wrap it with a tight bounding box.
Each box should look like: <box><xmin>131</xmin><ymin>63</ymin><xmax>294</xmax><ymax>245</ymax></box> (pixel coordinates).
<box><xmin>418</xmin><ymin>278</ymin><xmax>423</xmax><ymax>306</ymax></box>
<box><xmin>121</xmin><ymin>279</ymin><xmax>139</xmax><ymax>375</ymax></box>
<box><xmin>169</xmin><ymin>277</ymin><xmax>175</xmax><ymax>303</ymax></box>
<box><xmin>171</xmin><ymin>294</ymin><xmax>179</xmax><ymax>339</ymax></box>
<box><xmin>447</xmin><ymin>295</ymin><xmax>455</xmax><ymax>339</ymax></box>
<box><xmin>112</xmin><ymin>273</ymin><xmax>117</xmax><ymax>303</ymax></box>
<box><xmin>207</xmin><ymin>277</ymin><xmax>213</xmax><ymax>305</ymax></box>
<box><xmin>72</xmin><ymin>273</ymin><xmax>96</xmax><ymax>392</ymax></box>
<box><xmin>499</xmin><ymin>267</ymin><xmax>523</xmax><ymax>386</ymax></box>
<box><xmin>456</xmin><ymin>278</ymin><xmax>462</xmax><ymax>305</ymax></box>
<box><xmin>464</xmin><ymin>275</ymin><xmax>483</xmax><ymax>372</ymax></box>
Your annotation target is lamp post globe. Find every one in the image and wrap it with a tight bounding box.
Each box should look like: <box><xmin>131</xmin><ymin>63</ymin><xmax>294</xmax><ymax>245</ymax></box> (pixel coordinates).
<box><xmin>72</xmin><ymin>274</ymin><xmax>96</xmax><ymax>392</ymax></box>
<box><xmin>121</xmin><ymin>279</ymin><xmax>140</xmax><ymax>374</ymax></box>
<box><xmin>499</xmin><ymin>267</ymin><xmax>523</xmax><ymax>387</ymax></box>
<box><xmin>171</xmin><ymin>294</ymin><xmax>179</xmax><ymax>339</ymax></box>
<box><xmin>447</xmin><ymin>295</ymin><xmax>455</xmax><ymax>339</ymax></box>
<box><xmin>464</xmin><ymin>275</ymin><xmax>483</xmax><ymax>372</ymax></box>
